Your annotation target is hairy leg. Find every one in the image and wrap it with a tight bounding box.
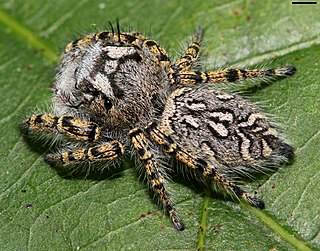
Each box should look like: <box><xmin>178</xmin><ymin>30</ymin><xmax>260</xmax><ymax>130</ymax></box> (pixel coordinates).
<box><xmin>145</xmin><ymin>122</ymin><xmax>265</xmax><ymax>209</ymax></box>
<box><xmin>45</xmin><ymin>141</ymin><xmax>125</xmax><ymax>165</ymax></box>
<box><xmin>175</xmin><ymin>66</ymin><xmax>296</xmax><ymax>85</ymax></box>
<box><xmin>23</xmin><ymin>114</ymin><xmax>101</xmax><ymax>142</ymax></box>
<box><xmin>129</xmin><ymin>127</ymin><xmax>185</xmax><ymax>230</ymax></box>
<box><xmin>66</xmin><ymin>31</ymin><xmax>171</xmax><ymax>69</ymax></box>
<box><xmin>171</xmin><ymin>27</ymin><xmax>203</xmax><ymax>72</ymax></box>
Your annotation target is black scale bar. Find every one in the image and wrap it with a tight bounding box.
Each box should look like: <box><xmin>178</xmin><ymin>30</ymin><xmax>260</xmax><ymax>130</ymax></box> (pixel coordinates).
<box><xmin>292</xmin><ymin>1</ymin><xmax>317</xmax><ymax>4</ymax></box>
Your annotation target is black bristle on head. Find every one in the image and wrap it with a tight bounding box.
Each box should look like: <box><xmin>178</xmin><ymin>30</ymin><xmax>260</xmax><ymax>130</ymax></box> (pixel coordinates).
<box><xmin>116</xmin><ymin>18</ymin><xmax>121</xmax><ymax>42</ymax></box>
<box><xmin>108</xmin><ymin>21</ymin><xmax>115</xmax><ymax>35</ymax></box>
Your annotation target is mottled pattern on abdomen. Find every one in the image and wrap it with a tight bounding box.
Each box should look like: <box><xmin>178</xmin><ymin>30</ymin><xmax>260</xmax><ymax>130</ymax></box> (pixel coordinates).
<box><xmin>161</xmin><ymin>86</ymin><xmax>292</xmax><ymax>169</ymax></box>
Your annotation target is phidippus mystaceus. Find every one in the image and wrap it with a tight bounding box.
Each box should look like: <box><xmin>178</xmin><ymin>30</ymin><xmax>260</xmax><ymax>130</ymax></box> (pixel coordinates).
<box><xmin>22</xmin><ymin>25</ymin><xmax>296</xmax><ymax>230</ymax></box>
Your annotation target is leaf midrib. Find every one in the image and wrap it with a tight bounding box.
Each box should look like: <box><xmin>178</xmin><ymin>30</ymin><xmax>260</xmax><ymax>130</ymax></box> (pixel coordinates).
<box><xmin>0</xmin><ymin>8</ymin><xmax>58</xmax><ymax>63</ymax></box>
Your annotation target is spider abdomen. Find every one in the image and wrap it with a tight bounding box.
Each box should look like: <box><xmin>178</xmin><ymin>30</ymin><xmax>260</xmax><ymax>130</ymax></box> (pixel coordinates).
<box><xmin>161</xmin><ymin>86</ymin><xmax>293</xmax><ymax>172</ymax></box>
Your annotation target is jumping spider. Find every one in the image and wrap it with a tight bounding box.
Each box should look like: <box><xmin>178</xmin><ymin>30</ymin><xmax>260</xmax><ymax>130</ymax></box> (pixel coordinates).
<box><xmin>22</xmin><ymin>25</ymin><xmax>296</xmax><ymax>230</ymax></box>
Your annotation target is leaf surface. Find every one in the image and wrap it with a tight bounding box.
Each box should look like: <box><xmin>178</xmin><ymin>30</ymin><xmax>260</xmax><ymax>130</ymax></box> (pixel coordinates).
<box><xmin>0</xmin><ymin>1</ymin><xmax>319</xmax><ymax>250</ymax></box>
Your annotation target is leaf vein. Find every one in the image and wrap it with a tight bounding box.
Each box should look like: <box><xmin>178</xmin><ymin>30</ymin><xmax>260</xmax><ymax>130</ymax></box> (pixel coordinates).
<box><xmin>40</xmin><ymin>0</ymin><xmax>89</xmax><ymax>37</ymax></box>
<box><xmin>0</xmin><ymin>156</ymin><xmax>43</xmax><ymax>201</ymax></box>
<box><xmin>0</xmin><ymin>79</ymin><xmax>40</xmax><ymax>124</ymax></box>
<box><xmin>80</xmin><ymin>219</ymin><xmax>143</xmax><ymax>250</ymax></box>
<box><xmin>0</xmin><ymin>8</ymin><xmax>58</xmax><ymax>62</ymax></box>
<box><xmin>245</xmin><ymin>205</ymin><xmax>314</xmax><ymax>250</ymax></box>
<box><xmin>288</xmin><ymin>171</ymin><xmax>320</xmax><ymax>221</ymax></box>
<box><xmin>196</xmin><ymin>189</ymin><xmax>209</xmax><ymax>251</ymax></box>
<box><xmin>296</xmin><ymin>129</ymin><xmax>320</xmax><ymax>153</ymax></box>
<box><xmin>232</xmin><ymin>36</ymin><xmax>320</xmax><ymax>67</ymax></box>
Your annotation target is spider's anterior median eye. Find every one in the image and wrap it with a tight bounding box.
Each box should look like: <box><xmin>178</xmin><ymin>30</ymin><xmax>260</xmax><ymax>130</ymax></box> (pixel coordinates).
<box><xmin>104</xmin><ymin>97</ymin><xmax>113</xmax><ymax>110</ymax></box>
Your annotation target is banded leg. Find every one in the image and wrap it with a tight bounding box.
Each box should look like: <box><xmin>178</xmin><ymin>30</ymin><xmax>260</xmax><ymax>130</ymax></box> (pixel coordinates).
<box><xmin>66</xmin><ymin>31</ymin><xmax>171</xmax><ymax>68</ymax></box>
<box><xmin>176</xmin><ymin>66</ymin><xmax>296</xmax><ymax>85</ymax></box>
<box><xmin>45</xmin><ymin>141</ymin><xmax>124</xmax><ymax>165</ymax></box>
<box><xmin>98</xmin><ymin>31</ymin><xmax>171</xmax><ymax>65</ymax></box>
<box><xmin>23</xmin><ymin>114</ymin><xmax>101</xmax><ymax>141</ymax></box>
<box><xmin>66</xmin><ymin>31</ymin><xmax>147</xmax><ymax>52</ymax></box>
<box><xmin>145</xmin><ymin>122</ymin><xmax>265</xmax><ymax>209</ymax></box>
<box><xmin>129</xmin><ymin>128</ymin><xmax>185</xmax><ymax>230</ymax></box>
<box><xmin>172</xmin><ymin>27</ymin><xmax>204</xmax><ymax>72</ymax></box>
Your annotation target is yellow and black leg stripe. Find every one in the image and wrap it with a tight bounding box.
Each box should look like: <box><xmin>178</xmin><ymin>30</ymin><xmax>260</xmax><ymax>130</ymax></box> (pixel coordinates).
<box><xmin>45</xmin><ymin>140</ymin><xmax>124</xmax><ymax>165</ymax></box>
<box><xmin>145</xmin><ymin>122</ymin><xmax>265</xmax><ymax>209</ymax></box>
<box><xmin>24</xmin><ymin>114</ymin><xmax>101</xmax><ymax>141</ymax></box>
<box><xmin>172</xmin><ymin>27</ymin><xmax>203</xmax><ymax>72</ymax></box>
<box><xmin>129</xmin><ymin>127</ymin><xmax>185</xmax><ymax>231</ymax></box>
<box><xmin>176</xmin><ymin>66</ymin><xmax>296</xmax><ymax>85</ymax></box>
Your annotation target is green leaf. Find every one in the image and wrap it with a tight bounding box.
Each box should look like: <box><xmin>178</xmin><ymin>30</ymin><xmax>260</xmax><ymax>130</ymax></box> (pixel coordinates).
<box><xmin>0</xmin><ymin>1</ymin><xmax>319</xmax><ymax>250</ymax></box>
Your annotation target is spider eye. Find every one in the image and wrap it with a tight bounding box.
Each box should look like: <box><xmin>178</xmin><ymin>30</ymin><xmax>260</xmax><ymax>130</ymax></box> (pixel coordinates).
<box><xmin>104</xmin><ymin>97</ymin><xmax>113</xmax><ymax>110</ymax></box>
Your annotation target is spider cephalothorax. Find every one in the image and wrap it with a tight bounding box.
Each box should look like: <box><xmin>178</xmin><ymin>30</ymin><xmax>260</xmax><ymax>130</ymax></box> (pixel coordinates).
<box><xmin>22</xmin><ymin>26</ymin><xmax>296</xmax><ymax>230</ymax></box>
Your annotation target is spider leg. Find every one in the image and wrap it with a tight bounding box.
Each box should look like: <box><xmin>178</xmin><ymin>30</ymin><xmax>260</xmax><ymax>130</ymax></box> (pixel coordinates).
<box><xmin>176</xmin><ymin>66</ymin><xmax>296</xmax><ymax>85</ymax></box>
<box><xmin>145</xmin><ymin>122</ymin><xmax>265</xmax><ymax>209</ymax></box>
<box><xmin>23</xmin><ymin>114</ymin><xmax>101</xmax><ymax>142</ymax></box>
<box><xmin>67</xmin><ymin>31</ymin><xmax>171</xmax><ymax>68</ymax></box>
<box><xmin>129</xmin><ymin>127</ymin><xmax>185</xmax><ymax>231</ymax></box>
<box><xmin>140</xmin><ymin>39</ymin><xmax>170</xmax><ymax>67</ymax></box>
<box><xmin>45</xmin><ymin>141</ymin><xmax>125</xmax><ymax>165</ymax></box>
<box><xmin>171</xmin><ymin>27</ymin><xmax>203</xmax><ymax>72</ymax></box>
